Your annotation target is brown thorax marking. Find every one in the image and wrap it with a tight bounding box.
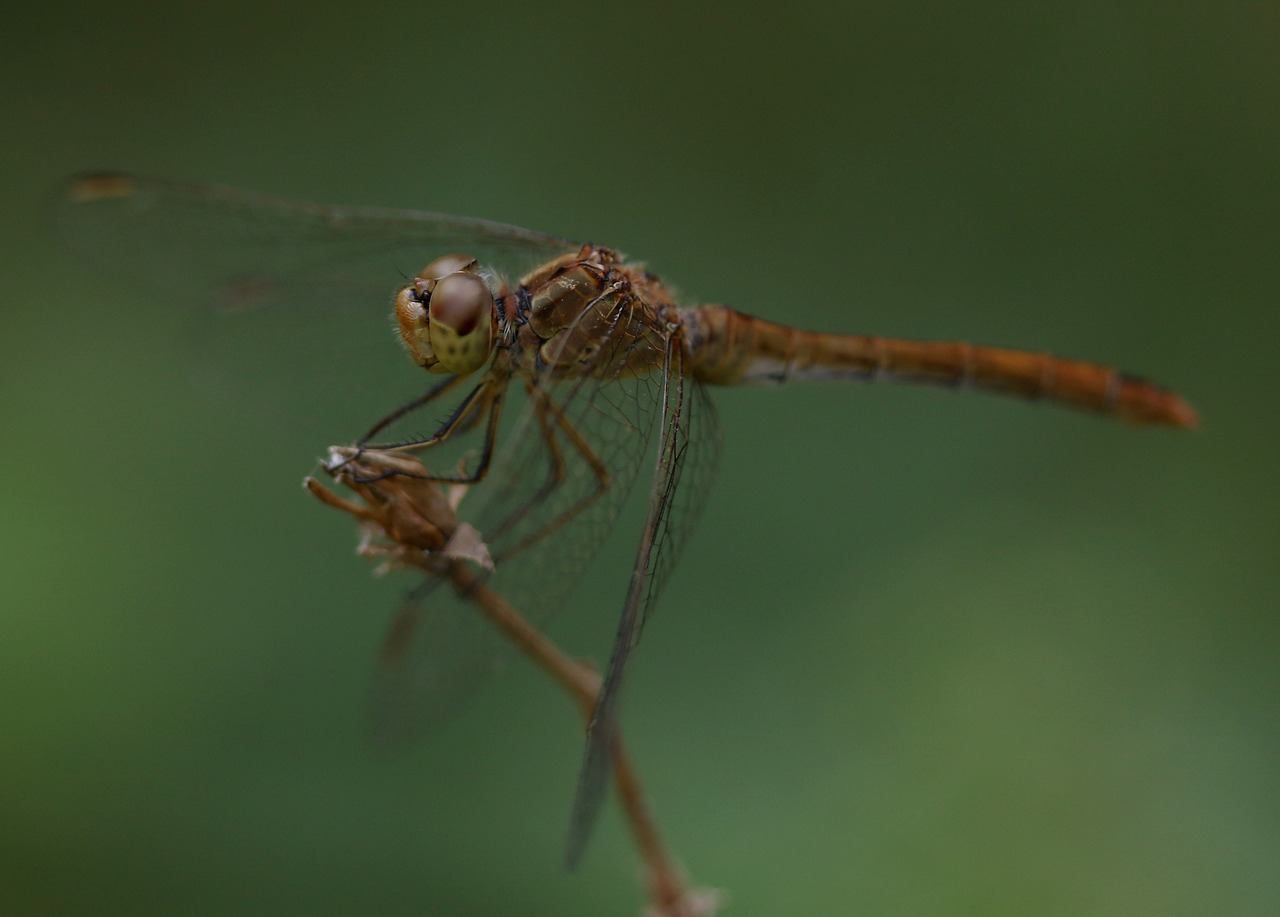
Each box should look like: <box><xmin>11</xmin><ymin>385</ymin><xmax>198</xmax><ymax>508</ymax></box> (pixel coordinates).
<box><xmin>513</xmin><ymin>244</ymin><xmax>674</xmax><ymax>381</ymax></box>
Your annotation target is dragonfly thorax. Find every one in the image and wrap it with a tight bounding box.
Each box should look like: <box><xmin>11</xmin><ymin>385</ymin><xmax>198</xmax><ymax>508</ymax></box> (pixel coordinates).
<box><xmin>395</xmin><ymin>252</ymin><xmax>498</xmax><ymax>375</ymax></box>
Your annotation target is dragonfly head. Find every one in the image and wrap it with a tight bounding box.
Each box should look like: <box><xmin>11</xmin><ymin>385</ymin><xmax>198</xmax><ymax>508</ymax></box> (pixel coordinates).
<box><xmin>395</xmin><ymin>253</ymin><xmax>496</xmax><ymax>374</ymax></box>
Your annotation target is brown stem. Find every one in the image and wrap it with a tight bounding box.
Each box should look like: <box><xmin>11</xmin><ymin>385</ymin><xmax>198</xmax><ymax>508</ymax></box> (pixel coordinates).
<box><xmin>306</xmin><ymin>458</ymin><xmax>717</xmax><ymax>916</ymax></box>
<box><xmin>443</xmin><ymin>563</ymin><xmax>702</xmax><ymax>916</ymax></box>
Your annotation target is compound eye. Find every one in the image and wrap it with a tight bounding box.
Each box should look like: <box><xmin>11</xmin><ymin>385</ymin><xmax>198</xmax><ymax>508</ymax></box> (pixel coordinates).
<box><xmin>420</xmin><ymin>253</ymin><xmax>478</xmax><ymax>282</ymax></box>
<box><xmin>394</xmin><ymin>286</ymin><xmax>435</xmax><ymax>368</ymax></box>
<box><xmin>428</xmin><ymin>272</ymin><xmax>493</xmax><ymax>374</ymax></box>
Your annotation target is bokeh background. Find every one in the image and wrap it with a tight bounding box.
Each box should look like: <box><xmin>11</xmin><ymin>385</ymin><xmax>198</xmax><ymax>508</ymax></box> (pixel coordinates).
<box><xmin>3</xmin><ymin>3</ymin><xmax>1276</xmax><ymax>915</ymax></box>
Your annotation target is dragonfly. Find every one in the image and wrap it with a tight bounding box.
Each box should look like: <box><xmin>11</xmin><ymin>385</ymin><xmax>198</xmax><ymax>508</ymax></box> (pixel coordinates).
<box><xmin>55</xmin><ymin>173</ymin><xmax>1198</xmax><ymax>868</ymax></box>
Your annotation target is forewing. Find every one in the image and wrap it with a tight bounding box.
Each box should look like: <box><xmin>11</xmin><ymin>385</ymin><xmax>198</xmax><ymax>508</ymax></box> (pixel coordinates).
<box><xmin>366</xmin><ymin>575</ymin><xmax>501</xmax><ymax>746</ymax></box>
<box><xmin>55</xmin><ymin>173</ymin><xmax>575</xmax><ymax>299</ymax></box>
<box><xmin>53</xmin><ymin>173</ymin><xmax>578</xmax><ymax>440</ymax></box>
<box><xmin>365</xmin><ymin>305</ymin><xmax>674</xmax><ymax>744</ymax></box>
<box><xmin>564</xmin><ymin>334</ymin><xmax>723</xmax><ymax>868</ymax></box>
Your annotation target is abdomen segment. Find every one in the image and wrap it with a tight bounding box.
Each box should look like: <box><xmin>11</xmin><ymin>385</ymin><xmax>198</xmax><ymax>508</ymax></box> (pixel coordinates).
<box><xmin>686</xmin><ymin>306</ymin><xmax>1197</xmax><ymax>428</ymax></box>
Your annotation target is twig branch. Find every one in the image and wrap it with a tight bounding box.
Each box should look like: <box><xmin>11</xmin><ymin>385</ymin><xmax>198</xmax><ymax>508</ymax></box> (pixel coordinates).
<box><xmin>305</xmin><ymin>448</ymin><xmax>719</xmax><ymax>917</ymax></box>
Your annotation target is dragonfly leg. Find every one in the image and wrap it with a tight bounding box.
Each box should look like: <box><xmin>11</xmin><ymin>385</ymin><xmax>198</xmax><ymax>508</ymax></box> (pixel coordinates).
<box><xmin>359</xmin><ymin>378</ymin><xmax>490</xmax><ymax>455</ymax></box>
<box><xmin>356</xmin><ymin>374</ymin><xmax>466</xmax><ymax>445</ymax></box>
<box><xmin>490</xmin><ymin>380</ymin><xmax>612</xmax><ymax>564</ymax></box>
<box><xmin>350</xmin><ymin>379</ymin><xmax>507</xmax><ymax>485</ymax></box>
<box><xmin>479</xmin><ymin>379</ymin><xmax>569</xmax><ymax>543</ymax></box>
<box><xmin>433</xmin><ymin>383</ymin><xmax>507</xmax><ymax>485</ymax></box>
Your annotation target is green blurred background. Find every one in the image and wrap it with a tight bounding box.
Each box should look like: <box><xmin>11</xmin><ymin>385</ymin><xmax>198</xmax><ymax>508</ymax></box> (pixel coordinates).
<box><xmin>3</xmin><ymin>3</ymin><xmax>1276</xmax><ymax>914</ymax></box>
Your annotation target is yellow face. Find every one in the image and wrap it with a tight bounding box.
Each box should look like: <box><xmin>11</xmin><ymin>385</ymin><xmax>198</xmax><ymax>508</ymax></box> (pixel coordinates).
<box><xmin>394</xmin><ymin>253</ymin><xmax>495</xmax><ymax>374</ymax></box>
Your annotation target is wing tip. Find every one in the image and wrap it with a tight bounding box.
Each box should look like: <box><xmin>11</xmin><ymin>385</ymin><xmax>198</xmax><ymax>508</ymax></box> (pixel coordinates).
<box><xmin>1166</xmin><ymin>394</ymin><xmax>1200</xmax><ymax>430</ymax></box>
<box><xmin>62</xmin><ymin>172</ymin><xmax>138</xmax><ymax>205</ymax></box>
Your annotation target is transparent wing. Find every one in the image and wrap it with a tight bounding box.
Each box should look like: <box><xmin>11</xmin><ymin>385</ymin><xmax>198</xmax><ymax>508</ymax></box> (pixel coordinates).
<box><xmin>52</xmin><ymin>173</ymin><xmax>579</xmax><ymax>441</ymax></box>
<box><xmin>55</xmin><ymin>175</ymin><xmax>723</xmax><ymax>860</ymax></box>
<box><xmin>54</xmin><ymin>173</ymin><xmax>576</xmax><ymax>300</ymax></box>
<box><xmin>369</xmin><ymin>303</ymin><xmax>720</xmax><ymax>766</ymax></box>
<box><xmin>564</xmin><ymin>335</ymin><xmax>723</xmax><ymax>868</ymax></box>
<box><xmin>366</xmin><ymin>340</ymin><xmax>671</xmax><ymax>742</ymax></box>
<box><xmin>366</xmin><ymin>575</ymin><xmax>505</xmax><ymax>746</ymax></box>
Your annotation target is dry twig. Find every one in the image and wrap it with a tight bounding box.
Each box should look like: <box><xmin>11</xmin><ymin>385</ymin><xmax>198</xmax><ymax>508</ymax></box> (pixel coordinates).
<box><xmin>306</xmin><ymin>447</ymin><xmax>719</xmax><ymax>917</ymax></box>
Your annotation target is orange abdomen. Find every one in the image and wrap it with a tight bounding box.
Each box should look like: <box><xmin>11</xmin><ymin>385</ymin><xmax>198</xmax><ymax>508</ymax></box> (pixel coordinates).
<box><xmin>686</xmin><ymin>305</ymin><xmax>1197</xmax><ymax>428</ymax></box>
